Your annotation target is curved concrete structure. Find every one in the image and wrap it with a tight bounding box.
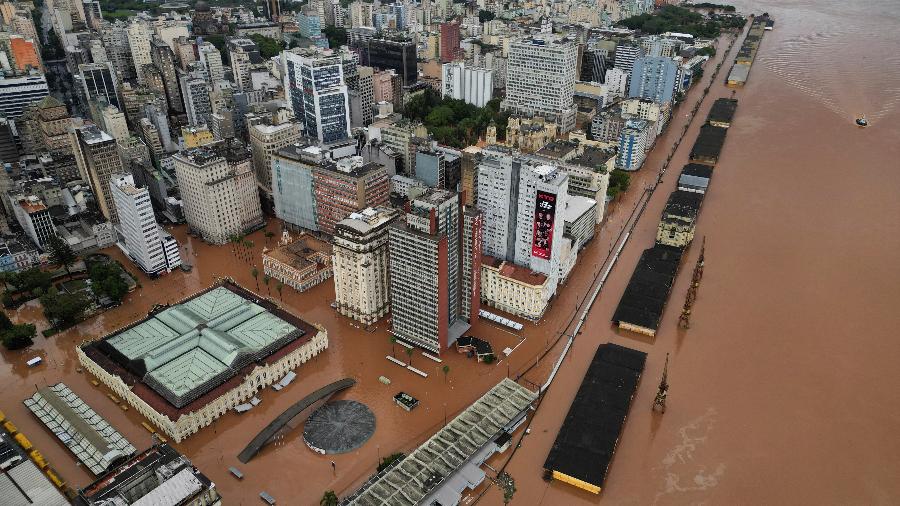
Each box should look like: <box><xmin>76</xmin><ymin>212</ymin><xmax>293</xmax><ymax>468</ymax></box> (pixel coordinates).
<box><xmin>237</xmin><ymin>378</ymin><xmax>356</xmax><ymax>463</ymax></box>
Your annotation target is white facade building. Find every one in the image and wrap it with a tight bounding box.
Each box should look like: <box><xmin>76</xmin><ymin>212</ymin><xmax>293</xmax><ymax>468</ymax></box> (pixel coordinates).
<box><xmin>127</xmin><ymin>21</ymin><xmax>152</xmax><ymax>84</ymax></box>
<box><xmin>441</xmin><ymin>62</ymin><xmax>493</xmax><ymax>107</ymax></box>
<box><xmin>502</xmin><ymin>36</ymin><xmax>577</xmax><ymax>132</ymax></box>
<box><xmin>111</xmin><ymin>174</ymin><xmax>180</xmax><ymax>274</ymax></box>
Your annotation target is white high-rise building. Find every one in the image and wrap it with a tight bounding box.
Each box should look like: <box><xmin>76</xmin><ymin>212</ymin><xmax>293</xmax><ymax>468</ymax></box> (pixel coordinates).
<box><xmin>441</xmin><ymin>62</ymin><xmax>493</xmax><ymax>107</ymax></box>
<box><xmin>197</xmin><ymin>41</ymin><xmax>225</xmax><ymax>83</ymax></box>
<box><xmin>100</xmin><ymin>105</ymin><xmax>129</xmax><ymax>141</ymax></box>
<box><xmin>127</xmin><ymin>21</ymin><xmax>152</xmax><ymax>84</ymax></box>
<box><xmin>282</xmin><ymin>49</ymin><xmax>351</xmax><ymax>144</ymax></box>
<box><xmin>180</xmin><ymin>72</ymin><xmax>213</xmax><ymax>127</ymax></box>
<box><xmin>173</xmin><ymin>140</ymin><xmax>264</xmax><ymax>244</ymax></box>
<box><xmin>111</xmin><ymin>174</ymin><xmax>181</xmax><ymax>274</ymax></box>
<box><xmin>502</xmin><ymin>36</ymin><xmax>577</xmax><ymax>132</ymax></box>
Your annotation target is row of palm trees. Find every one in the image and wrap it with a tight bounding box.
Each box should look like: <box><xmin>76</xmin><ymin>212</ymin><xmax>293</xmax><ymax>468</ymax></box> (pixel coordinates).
<box><xmin>250</xmin><ymin>267</ymin><xmax>285</xmax><ymax>301</ymax></box>
<box><xmin>228</xmin><ymin>231</ymin><xmax>278</xmax><ymax>264</ymax></box>
<box><xmin>388</xmin><ymin>336</ymin><xmax>451</xmax><ymax>382</ymax></box>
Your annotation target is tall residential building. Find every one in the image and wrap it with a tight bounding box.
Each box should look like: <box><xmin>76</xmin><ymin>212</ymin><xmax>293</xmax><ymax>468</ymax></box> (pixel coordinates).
<box><xmin>380</xmin><ymin>119</ymin><xmax>428</xmax><ymax>175</ymax></box>
<box><xmin>282</xmin><ymin>50</ymin><xmax>351</xmax><ymax>144</ymax></box>
<box><xmin>151</xmin><ymin>37</ymin><xmax>184</xmax><ymax>113</ymax></box>
<box><xmin>180</xmin><ymin>71</ymin><xmax>213</xmax><ymax>126</ymax></box>
<box><xmin>313</xmin><ymin>156</ymin><xmax>389</xmax><ymax>235</ymax></box>
<box><xmin>77</xmin><ymin>62</ymin><xmax>120</xmax><ymax>110</ymax></box>
<box><xmin>366</xmin><ymin>38</ymin><xmax>417</xmax><ymax>86</ymax></box>
<box><xmin>476</xmin><ymin>147</ymin><xmax>570</xmax><ymax>284</ymax></box>
<box><xmin>272</xmin><ymin>143</ymin><xmax>321</xmax><ymax>231</ymax></box>
<box><xmin>629</xmin><ymin>56</ymin><xmax>678</xmax><ymax>104</ymax></box>
<box><xmin>11</xmin><ymin>196</ymin><xmax>56</xmax><ymax>249</ymax></box>
<box><xmin>332</xmin><ymin>206</ymin><xmax>398</xmax><ymax>325</ymax></box>
<box><xmin>101</xmin><ymin>21</ymin><xmax>135</xmax><ymax>82</ymax></box>
<box><xmin>197</xmin><ymin>41</ymin><xmax>224</xmax><ymax>83</ymax></box>
<box><xmin>173</xmin><ymin>140</ymin><xmax>263</xmax><ymax>244</ymax></box>
<box><xmin>0</xmin><ymin>71</ymin><xmax>48</xmax><ymax>118</ymax></box>
<box><xmin>265</xmin><ymin>0</ymin><xmax>281</xmax><ymax>21</ymax></box>
<box><xmin>616</xmin><ymin>119</ymin><xmax>651</xmax><ymax>171</ymax></box>
<box><xmin>100</xmin><ymin>105</ymin><xmax>129</xmax><ymax>141</ymax></box>
<box><xmin>249</xmin><ymin>120</ymin><xmax>302</xmax><ymax>196</ymax></box>
<box><xmin>349</xmin><ymin>65</ymin><xmax>374</xmax><ymax>127</ymax></box>
<box><xmin>388</xmin><ymin>190</ymin><xmax>482</xmax><ymax>353</ymax></box>
<box><xmin>503</xmin><ymin>36</ymin><xmax>578</xmax><ymax>132</ymax></box>
<box><xmin>127</xmin><ymin>21</ymin><xmax>153</xmax><ymax>84</ymax></box>
<box><xmin>441</xmin><ymin>62</ymin><xmax>493</xmax><ymax>107</ymax></box>
<box><xmin>614</xmin><ymin>43</ymin><xmax>645</xmax><ymax>75</ymax></box>
<box><xmin>111</xmin><ymin>174</ymin><xmax>181</xmax><ymax>274</ymax></box>
<box><xmin>349</xmin><ymin>1</ymin><xmax>374</xmax><ymax>28</ymax></box>
<box><xmin>439</xmin><ymin>21</ymin><xmax>461</xmax><ymax>62</ymax></box>
<box><xmin>72</xmin><ymin>125</ymin><xmax>124</xmax><ymax>223</ymax></box>
<box><xmin>228</xmin><ymin>38</ymin><xmax>260</xmax><ymax>92</ymax></box>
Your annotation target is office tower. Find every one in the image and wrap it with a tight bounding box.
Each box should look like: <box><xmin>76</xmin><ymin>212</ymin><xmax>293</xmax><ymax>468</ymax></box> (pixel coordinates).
<box><xmin>350</xmin><ymin>65</ymin><xmax>374</xmax><ymax>127</ymax></box>
<box><xmin>272</xmin><ymin>144</ymin><xmax>321</xmax><ymax>231</ymax></box>
<box><xmin>0</xmin><ymin>72</ymin><xmax>48</xmax><ymax>119</ymax></box>
<box><xmin>11</xmin><ymin>196</ymin><xmax>56</xmax><ymax>249</ymax></box>
<box><xmin>641</xmin><ymin>36</ymin><xmax>683</xmax><ymax>58</ymax></box>
<box><xmin>249</xmin><ymin>120</ymin><xmax>301</xmax><ymax>196</ymax></box>
<box><xmin>210</xmin><ymin>110</ymin><xmax>234</xmax><ymax>140</ymax></box>
<box><xmin>604</xmin><ymin>67</ymin><xmax>629</xmax><ymax>98</ymax></box>
<box><xmin>441</xmin><ymin>62</ymin><xmax>493</xmax><ymax>107</ymax></box>
<box><xmin>366</xmin><ymin>38</ymin><xmax>417</xmax><ymax>86</ymax></box>
<box><xmin>460</xmin><ymin>146</ymin><xmax>480</xmax><ymax>206</ymax></box>
<box><xmin>414</xmin><ymin>145</ymin><xmax>460</xmax><ymax>190</ymax></box>
<box><xmin>313</xmin><ymin>156</ymin><xmax>389</xmax><ymax>235</ymax></box>
<box><xmin>197</xmin><ymin>41</ymin><xmax>224</xmax><ymax>83</ymax></box>
<box><xmin>332</xmin><ymin>206</ymin><xmax>399</xmax><ymax>325</ymax></box>
<box><xmin>475</xmin><ymin>147</ymin><xmax>570</xmax><ymax>291</ymax></box>
<box><xmin>100</xmin><ymin>105</ymin><xmax>128</xmax><ymax>141</ymax></box>
<box><xmin>127</xmin><ymin>20</ymin><xmax>152</xmax><ymax>84</ymax></box>
<box><xmin>173</xmin><ymin>140</ymin><xmax>263</xmax><ymax>244</ymax></box>
<box><xmin>616</xmin><ymin>119</ymin><xmax>651</xmax><ymax>171</ymax></box>
<box><xmin>111</xmin><ymin>174</ymin><xmax>181</xmax><ymax>274</ymax></box>
<box><xmin>503</xmin><ymin>36</ymin><xmax>578</xmax><ymax>132</ymax></box>
<box><xmin>151</xmin><ymin>37</ymin><xmax>184</xmax><ymax>113</ymax></box>
<box><xmin>439</xmin><ymin>21</ymin><xmax>461</xmax><ymax>62</ymax></box>
<box><xmin>629</xmin><ymin>56</ymin><xmax>678</xmax><ymax>104</ymax></box>
<box><xmin>180</xmin><ymin>71</ymin><xmax>213</xmax><ymax>126</ymax></box>
<box><xmin>349</xmin><ymin>1</ymin><xmax>374</xmax><ymax>28</ymax></box>
<box><xmin>298</xmin><ymin>8</ymin><xmax>322</xmax><ymax>39</ymax></box>
<box><xmin>282</xmin><ymin>50</ymin><xmax>351</xmax><ymax>144</ymax></box>
<box><xmin>101</xmin><ymin>21</ymin><xmax>136</xmax><ymax>81</ymax></box>
<box><xmin>77</xmin><ymin>62</ymin><xmax>120</xmax><ymax>110</ymax></box>
<box><xmin>580</xmin><ymin>47</ymin><xmax>607</xmax><ymax>83</ymax></box>
<box><xmin>228</xmin><ymin>38</ymin><xmax>260</xmax><ymax>92</ymax></box>
<box><xmin>380</xmin><ymin>119</ymin><xmax>428</xmax><ymax>175</ymax></box>
<box><xmin>388</xmin><ymin>189</ymin><xmax>482</xmax><ymax>353</ymax></box>
<box><xmin>614</xmin><ymin>43</ymin><xmax>644</xmax><ymax>75</ymax></box>
<box><xmin>72</xmin><ymin>125</ymin><xmax>124</xmax><ymax>223</ymax></box>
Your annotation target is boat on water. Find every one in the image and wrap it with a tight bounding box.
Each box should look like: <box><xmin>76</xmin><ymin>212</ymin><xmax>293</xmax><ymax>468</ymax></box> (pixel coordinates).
<box><xmin>856</xmin><ymin>115</ymin><xmax>868</xmax><ymax>127</ymax></box>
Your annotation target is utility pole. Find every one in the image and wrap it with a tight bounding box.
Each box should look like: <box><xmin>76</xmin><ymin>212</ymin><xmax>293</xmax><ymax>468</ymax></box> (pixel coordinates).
<box><xmin>652</xmin><ymin>353</ymin><xmax>669</xmax><ymax>413</ymax></box>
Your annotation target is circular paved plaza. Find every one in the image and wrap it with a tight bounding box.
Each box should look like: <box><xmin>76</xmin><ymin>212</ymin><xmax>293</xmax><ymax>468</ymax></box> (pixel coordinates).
<box><xmin>303</xmin><ymin>400</ymin><xmax>376</xmax><ymax>454</ymax></box>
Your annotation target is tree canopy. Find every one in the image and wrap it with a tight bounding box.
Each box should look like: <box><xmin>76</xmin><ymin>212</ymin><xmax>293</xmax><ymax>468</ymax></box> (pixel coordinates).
<box><xmin>249</xmin><ymin>34</ymin><xmax>283</xmax><ymax>59</ymax></box>
<box><xmin>323</xmin><ymin>26</ymin><xmax>348</xmax><ymax>49</ymax></box>
<box><xmin>403</xmin><ymin>88</ymin><xmax>507</xmax><ymax>148</ymax></box>
<box><xmin>89</xmin><ymin>262</ymin><xmax>129</xmax><ymax>304</ymax></box>
<box><xmin>47</xmin><ymin>234</ymin><xmax>77</xmax><ymax>274</ymax></box>
<box><xmin>0</xmin><ymin>311</ymin><xmax>35</xmax><ymax>350</ymax></box>
<box><xmin>40</xmin><ymin>287</ymin><xmax>91</xmax><ymax>327</ymax></box>
<box><xmin>617</xmin><ymin>5</ymin><xmax>736</xmax><ymax>37</ymax></box>
<box><xmin>607</xmin><ymin>169</ymin><xmax>631</xmax><ymax>198</ymax></box>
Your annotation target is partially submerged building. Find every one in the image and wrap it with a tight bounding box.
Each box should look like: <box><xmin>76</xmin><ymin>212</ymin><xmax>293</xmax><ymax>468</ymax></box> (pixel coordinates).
<box><xmin>543</xmin><ymin>343</ymin><xmax>646</xmax><ymax>494</ymax></box>
<box><xmin>480</xmin><ymin>255</ymin><xmax>552</xmax><ymax>320</ymax></box>
<box><xmin>707</xmin><ymin>98</ymin><xmax>738</xmax><ymax>128</ymax></box>
<box><xmin>262</xmin><ymin>232</ymin><xmax>333</xmax><ymax>293</ymax></box>
<box><xmin>77</xmin><ymin>279</ymin><xmax>328</xmax><ymax>442</ymax></box>
<box><xmin>612</xmin><ymin>245</ymin><xmax>683</xmax><ymax>336</ymax></box>
<box><xmin>656</xmin><ymin>190</ymin><xmax>704</xmax><ymax>248</ymax></box>
<box><xmin>677</xmin><ymin>163</ymin><xmax>713</xmax><ymax>194</ymax></box>
<box><xmin>344</xmin><ymin>378</ymin><xmax>537</xmax><ymax>506</ymax></box>
<box><xmin>689</xmin><ymin>124</ymin><xmax>728</xmax><ymax>166</ymax></box>
<box><xmin>0</xmin><ymin>433</ymin><xmax>69</xmax><ymax>506</ymax></box>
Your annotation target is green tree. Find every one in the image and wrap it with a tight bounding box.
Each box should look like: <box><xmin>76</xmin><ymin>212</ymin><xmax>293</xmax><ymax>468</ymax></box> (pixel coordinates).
<box><xmin>264</xmin><ymin>230</ymin><xmax>275</xmax><ymax>246</ymax></box>
<box><xmin>40</xmin><ymin>288</ymin><xmax>91</xmax><ymax>327</ymax></box>
<box><xmin>405</xmin><ymin>346</ymin><xmax>413</xmax><ymax>367</ymax></box>
<box><xmin>263</xmin><ymin>274</ymin><xmax>271</xmax><ymax>295</ymax></box>
<box><xmin>248</xmin><ymin>34</ymin><xmax>283</xmax><ymax>58</ymax></box>
<box><xmin>251</xmin><ymin>267</ymin><xmax>259</xmax><ymax>291</ymax></box>
<box><xmin>47</xmin><ymin>235</ymin><xmax>78</xmax><ymax>275</ymax></box>
<box><xmin>607</xmin><ymin>169</ymin><xmax>631</xmax><ymax>198</ymax></box>
<box><xmin>276</xmin><ymin>281</ymin><xmax>284</xmax><ymax>301</ymax></box>
<box><xmin>442</xmin><ymin>364</ymin><xmax>450</xmax><ymax>382</ymax></box>
<box><xmin>320</xmin><ymin>490</ymin><xmax>338</xmax><ymax>506</ymax></box>
<box><xmin>377</xmin><ymin>452</ymin><xmax>405</xmax><ymax>472</ymax></box>
<box><xmin>389</xmin><ymin>335</ymin><xmax>397</xmax><ymax>358</ymax></box>
<box><xmin>89</xmin><ymin>262</ymin><xmax>129</xmax><ymax>304</ymax></box>
<box><xmin>0</xmin><ymin>311</ymin><xmax>35</xmax><ymax>350</ymax></box>
<box><xmin>496</xmin><ymin>472</ymin><xmax>516</xmax><ymax>505</ymax></box>
<box><xmin>478</xmin><ymin>10</ymin><xmax>495</xmax><ymax>22</ymax></box>
<box><xmin>323</xmin><ymin>25</ymin><xmax>348</xmax><ymax>49</ymax></box>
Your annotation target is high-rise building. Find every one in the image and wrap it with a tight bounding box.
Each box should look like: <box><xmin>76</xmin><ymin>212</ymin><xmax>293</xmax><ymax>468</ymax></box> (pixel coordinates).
<box><xmin>414</xmin><ymin>145</ymin><xmax>460</xmax><ymax>190</ymax></box>
<box><xmin>503</xmin><ymin>36</ymin><xmax>577</xmax><ymax>132</ymax></box>
<box><xmin>197</xmin><ymin>41</ymin><xmax>224</xmax><ymax>83</ymax></box>
<box><xmin>6</xmin><ymin>34</ymin><xmax>41</xmax><ymax>71</ymax></box>
<box><xmin>0</xmin><ymin>72</ymin><xmax>48</xmax><ymax>119</ymax></box>
<box><xmin>265</xmin><ymin>0</ymin><xmax>281</xmax><ymax>21</ymax></box>
<box><xmin>388</xmin><ymin>190</ymin><xmax>482</xmax><ymax>352</ymax></box>
<box><xmin>180</xmin><ymin>71</ymin><xmax>213</xmax><ymax>126</ymax></box>
<box><xmin>616</xmin><ymin>119</ymin><xmax>651</xmax><ymax>171</ymax></box>
<box><xmin>228</xmin><ymin>38</ymin><xmax>260</xmax><ymax>92</ymax></box>
<box><xmin>580</xmin><ymin>47</ymin><xmax>608</xmax><ymax>83</ymax></box>
<box><xmin>367</xmin><ymin>37</ymin><xmax>417</xmax><ymax>86</ymax></box>
<box><xmin>272</xmin><ymin>143</ymin><xmax>321</xmax><ymax>231</ymax></box>
<box><xmin>441</xmin><ymin>62</ymin><xmax>493</xmax><ymax>107</ymax></box>
<box><xmin>349</xmin><ymin>1</ymin><xmax>374</xmax><ymax>28</ymax></box>
<box><xmin>249</xmin><ymin>120</ymin><xmax>302</xmax><ymax>196</ymax></box>
<box><xmin>475</xmin><ymin>146</ymin><xmax>571</xmax><ymax>295</ymax></box>
<box><xmin>11</xmin><ymin>196</ymin><xmax>56</xmax><ymax>249</ymax></box>
<box><xmin>173</xmin><ymin>140</ymin><xmax>264</xmax><ymax>244</ymax></box>
<box><xmin>151</xmin><ymin>37</ymin><xmax>184</xmax><ymax>113</ymax></box>
<box><xmin>381</xmin><ymin>119</ymin><xmax>428</xmax><ymax>175</ymax></box>
<box><xmin>613</xmin><ymin>43</ymin><xmax>644</xmax><ymax>75</ymax></box>
<box><xmin>77</xmin><ymin>62</ymin><xmax>120</xmax><ymax>111</ymax></box>
<box><xmin>298</xmin><ymin>8</ymin><xmax>323</xmax><ymax>39</ymax></box>
<box><xmin>101</xmin><ymin>21</ymin><xmax>135</xmax><ymax>82</ymax></box>
<box><xmin>629</xmin><ymin>55</ymin><xmax>678</xmax><ymax>104</ymax></box>
<box><xmin>127</xmin><ymin>21</ymin><xmax>153</xmax><ymax>84</ymax></box>
<box><xmin>72</xmin><ymin>125</ymin><xmax>124</xmax><ymax>223</ymax></box>
<box><xmin>282</xmin><ymin>50</ymin><xmax>351</xmax><ymax>144</ymax></box>
<box><xmin>111</xmin><ymin>174</ymin><xmax>181</xmax><ymax>274</ymax></box>
<box><xmin>27</xmin><ymin>96</ymin><xmax>72</xmax><ymax>157</ymax></box>
<box><xmin>349</xmin><ymin>65</ymin><xmax>374</xmax><ymax>127</ymax></box>
<box><xmin>439</xmin><ymin>21</ymin><xmax>461</xmax><ymax>62</ymax></box>
<box><xmin>100</xmin><ymin>105</ymin><xmax>129</xmax><ymax>141</ymax></box>
<box><xmin>313</xmin><ymin>156</ymin><xmax>389</xmax><ymax>235</ymax></box>
<box><xmin>333</xmin><ymin>206</ymin><xmax>399</xmax><ymax>325</ymax></box>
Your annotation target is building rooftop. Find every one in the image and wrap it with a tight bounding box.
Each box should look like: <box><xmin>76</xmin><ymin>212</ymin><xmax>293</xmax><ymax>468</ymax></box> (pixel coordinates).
<box><xmin>661</xmin><ymin>190</ymin><xmax>704</xmax><ymax>220</ymax></box>
<box><xmin>690</xmin><ymin>124</ymin><xmax>728</xmax><ymax>162</ymax></box>
<box><xmin>81</xmin><ymin>281</ymin><xmax>317</xmax><ymax>416</ymax></box>
<box><xmin>335</xmin><ymin>207</ymin><xmax>398</xmax><ymax>236</ymax></box>
<box><xmin>78</xmin><ymin>125</ymin><xmax>114</xmax><ymax>145</ymax></box>
<box><xmin>0</xmin><ymin>435</ymin><xmax>69</xmax><ymax>506</ymax></box>
<box><xmin>564</xmin><ymin>195</ymin><xmax>598</xmax><ymax>222</ymax></box>
<box><xmin>708</xmin><ymin>98</ymin><xmax>738</xmax><ymax>125</ymax></box>
<box><xmin>612</xmin><ymin>245</ymin><xmax>683</xmax><ymax>333</ymax></box>
<box><xmin>570</xmin><ymin>146</ymin><xmax>615</xmax><ymax>171</ymax></box>
<box><xmin>483</xmin><ymin>255</ymin><xmax>548</xmax><ymax>286</ymax></box>
<box><xmin>264</xmin><ymin>233</ymin><xmax>332</xmax><ymax>272</ymax></box>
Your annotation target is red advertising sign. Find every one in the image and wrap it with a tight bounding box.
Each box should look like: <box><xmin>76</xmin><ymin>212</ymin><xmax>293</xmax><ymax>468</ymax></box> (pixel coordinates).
<box><xmin>532</xmin><ymin>191</ymin><xmax>556</xmax><ymax>260</ymax></box>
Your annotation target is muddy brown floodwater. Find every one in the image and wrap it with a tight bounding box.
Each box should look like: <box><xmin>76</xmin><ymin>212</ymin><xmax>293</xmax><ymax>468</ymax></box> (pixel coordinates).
<box><xmin>3</xmin><ymin>1</ymin><xmax>899</xmax><ymax>505</ymax></box>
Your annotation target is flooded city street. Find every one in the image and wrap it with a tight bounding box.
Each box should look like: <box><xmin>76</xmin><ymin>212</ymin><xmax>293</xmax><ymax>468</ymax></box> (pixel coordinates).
<box><xmin>2</xmin><ymin>0</ymin><xmax>898</xmax><ymax>504</ymax></box>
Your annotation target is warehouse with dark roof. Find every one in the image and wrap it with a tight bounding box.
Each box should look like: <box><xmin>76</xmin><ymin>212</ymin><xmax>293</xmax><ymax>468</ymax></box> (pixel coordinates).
<box><xmin>612</xmin><ymin>245</ymin><xmax>684</xmax><ymax>336</ymax></box>
<box><xmin>689</xmin><ymin>124</ymin><xmax>729</xmax><ymax>165</ymax></box>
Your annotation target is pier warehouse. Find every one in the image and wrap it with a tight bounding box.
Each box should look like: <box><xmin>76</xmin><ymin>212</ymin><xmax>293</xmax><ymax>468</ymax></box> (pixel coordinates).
<box><xmin>77</xmin><ymin>279</ymin><xmax>328</xmax><ymax>442</ymax></box>
<box><xmin>543</xmin><ymin>343</ymin><xmax>647</xmax><ymax>494</ymax></box>
<box><xmin>689</xmin><ymin>124</ymin><xmax>729</xmax><ymax>166</ymax></box>
<box><xmin>612</xmin><ymin>245</ymin><xmax>683</xmax><ymax>336</ymax></box>
<box><xmin>707</xmin><ymin>98</ymin><xmax>738</xmax><ymax>128</ymax></box>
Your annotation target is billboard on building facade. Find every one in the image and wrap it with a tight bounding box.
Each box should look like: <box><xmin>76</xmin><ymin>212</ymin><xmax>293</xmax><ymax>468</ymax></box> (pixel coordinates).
<box><xmin>531</xmin><ymin>190</ymin><xmax>556</xmax><ymax>260</ymax></box>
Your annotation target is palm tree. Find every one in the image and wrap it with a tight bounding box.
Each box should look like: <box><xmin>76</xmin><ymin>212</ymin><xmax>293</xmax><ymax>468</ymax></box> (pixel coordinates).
<box><xmin>389</xmin><ymin>336</ymin><xmax>397</xmax><ymax>358</ymax></box>
<box><xmin>264</xmin><ymin>230</ymin><xmax>275</xmax><ymax>246</ymax></box>
<box><xmin>263</xmin><ymin>274</ymin><xmax>271</xmax><ymax>295</ymax></box>
<box><xmin>276</xmin><ymin>281</ymin><xmax>284</xmax><ymax>301</ymax></box>
<box><xmin>442</xmin><ymin>364</ymin><xmax>450</xmax><ymax>383</ymax></box>
<box><xmin>244</xmin><ymin>240</ymin><xmax>254</xmax><ymax>262</ymax></box>
<box><xmin>251</xmin><ymin>267</ymin><xmax>259</xmax><ymax>291</ymax></box>
<box><xmin>405</xmin><ymin>347</ymin><xmax>413</xmax><ymax>367</ymax></box>
<box><xmin>320</xmin><ymin>490</ymin><xmax>338</xmax><ymax>506</ymax></box>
